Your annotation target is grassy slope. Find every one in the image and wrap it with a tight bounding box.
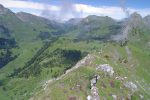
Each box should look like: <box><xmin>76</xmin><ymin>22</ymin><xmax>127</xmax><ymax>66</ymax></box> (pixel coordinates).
<box><xmin>0</xmin><ymin>28</ymin><xmax>150</xmax><ymax>100</ymax></box>
<box><xmin>0</xmin><ymin>10</ymin><xmax>59</xmax><ymax>78</ymax></box>
<box><xmin>0</xmin><ymin>32</ymin><xmax>104</xmax><ymax>100</ymax></box>
<box><xmin>0</xmin><ymin>10</ymin><xmax>60</xmax><ymax>100</ymax></box>
<box><xmin>31</xmin><ymin>41</ymin><xmax>150</xmax><ymax>100</ymax></box>
<box><xmin>0</xmin><ymin>9</ymin><xmax>150</xmax><ymax>100</ymax></box>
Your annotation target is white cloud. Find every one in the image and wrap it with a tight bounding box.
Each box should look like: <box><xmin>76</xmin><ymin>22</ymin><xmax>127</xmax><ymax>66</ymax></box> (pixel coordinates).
<box><xmin>0</xmin><ymin>0</ymin><xmax>150</xmax><ymax>21</ymax></box>
<box><xmin>75</xmin><ymin>4</ymin><xmax>126</xmax><ymax>19</ymax></box>
<box><xmin>0</xmin><ymin>0</ymin><xmax>59</xmax><ymax>11</ymax></box>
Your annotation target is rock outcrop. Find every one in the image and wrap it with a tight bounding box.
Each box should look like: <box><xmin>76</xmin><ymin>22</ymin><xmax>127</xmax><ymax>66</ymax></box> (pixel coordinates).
<box><xmin>96</xmin><ymin>64</ymin><xmax>114</xmax><ymax>76</ymax></box>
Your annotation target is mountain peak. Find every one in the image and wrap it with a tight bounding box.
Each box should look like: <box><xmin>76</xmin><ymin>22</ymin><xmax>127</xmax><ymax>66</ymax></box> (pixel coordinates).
<box><xmin>16</xmin><ymin>12</ymin><xmax>48</xmax><ymax>23</ymax></box>
<box><xmin>17</xmin><ymin>12</ymin><xmax>35</xmax><ymax>16</ymax></box>
<box><xmin>82</xmin><ymin>15</ymin><xmax>114</xmax><ymax>24</ymax></box>
<box><xmin>16</xmin><ymin>12</ymin><xmax>37</xmax><ymax>22</ymax></box>
<box><xmin>130</xmin><ymin>12</ymin><xmax>142</xmax><ymax>19</ymax></box>
<box><xmin>144</xmin><ymin>15</ymin><xmax>150</xmax><ymax>20</ymax></box>
<box><xmin>144</xmin><ymin>15</ymin><xmax>150</xmax><ymax>18</ymax></box>
<box><xmin>86</xmin><ymin>15</ymin><xmax>99</xmax><ymax>18</ymax></box>
<box><xmin>0</xmin><ymin>4</ymin><xmax>5</xmax><ymax>9</ymax></box>
<box><xmin>0</xmin><ymin>4</ymin><xmax>6</xmax><ymax>14</ymax></box>
<box><xmin>128</xmin><ymin>12</ymin><xmax>143</xmax><ymax>28</ymax></box>
<box><xmin>143</xmin><ymin>15</ymin><xmax>150</xmax><ymax>28</ymax></box>
<box><xmin>0</xmin><ymin>4</ymin><xmax>8</xmax><ymax>14</ymax></box>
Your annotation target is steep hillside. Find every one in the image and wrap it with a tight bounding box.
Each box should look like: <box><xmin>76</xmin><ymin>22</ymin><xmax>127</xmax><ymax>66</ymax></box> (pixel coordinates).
<box><xmin>65</xmin><ymin>15</ymin><xmax>122</xmax><ymax>41</ymax></box>
<box><xmin>0</xmin><ymin>4</ymin><xmax>150</xmax><ymax>100</ymax></box>
<box><xmin>31</xmin><ymin>42</ymin><xmax>150</xmax><ymax>100</ymax></box>
<box><xmin>143</xmin><ymin>15</ymin><xmax>150</xmax><ymax>29</ymax></box>
<box><xmin>0</xmin><ymin>4</ymin><xmax>64</xmax><ymax>78</ymax></box>
<box><xmin>30</xmin><ymin>14</ymin><xmax>150</xmax><ymax>100</ymax></box>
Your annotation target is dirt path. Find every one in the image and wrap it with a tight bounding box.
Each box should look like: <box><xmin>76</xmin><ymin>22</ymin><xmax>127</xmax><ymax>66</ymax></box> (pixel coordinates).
<box><xmin>43</xmin><ymin>54</ymin><xmax>94</xmax><ymax>90</ymax></box>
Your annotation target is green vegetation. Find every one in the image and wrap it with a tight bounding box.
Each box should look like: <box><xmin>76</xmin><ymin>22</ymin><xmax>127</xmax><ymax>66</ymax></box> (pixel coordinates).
<box><xmin>0</xmin><ymin>4</ymin><xmax>150</xmax><ymax>100</ymax></box>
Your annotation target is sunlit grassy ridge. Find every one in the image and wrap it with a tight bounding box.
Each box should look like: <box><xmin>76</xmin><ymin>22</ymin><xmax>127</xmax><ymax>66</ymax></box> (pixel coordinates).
<box><xmin>0</xmin><ymin>4</ymin><xmax>150</xmax><ymax>100</ymax></box>
<box><xmin>31</xmin><ymin>41</ymin><xmax>150</xmax><ymax>100</ymax></box>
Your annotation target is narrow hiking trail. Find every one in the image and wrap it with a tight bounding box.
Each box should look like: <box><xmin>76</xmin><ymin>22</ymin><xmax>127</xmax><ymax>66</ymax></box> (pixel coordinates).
<box><xmin>43</xmin><ymin>54</ymin><xmax>95</xmax><ymax>90</ymax></box>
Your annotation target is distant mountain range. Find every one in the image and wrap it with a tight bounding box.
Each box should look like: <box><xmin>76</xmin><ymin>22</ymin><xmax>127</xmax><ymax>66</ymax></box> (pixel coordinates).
<box><xmin>0</xmin><ymin>4</ymin><xmax>150</xmax><ymax>100</ymax></box>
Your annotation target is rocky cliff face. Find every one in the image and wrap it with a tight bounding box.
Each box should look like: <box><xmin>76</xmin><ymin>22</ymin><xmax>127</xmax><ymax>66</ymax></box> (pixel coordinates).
<box><xmin>0</xmin><ymin>4</ymin><xmax>8</xmax><ymax>15</ymax></box>
<box><xmin>143</xmin><ymin>15</ymin><xmax>150</xmax><ymax>29</ymax></box>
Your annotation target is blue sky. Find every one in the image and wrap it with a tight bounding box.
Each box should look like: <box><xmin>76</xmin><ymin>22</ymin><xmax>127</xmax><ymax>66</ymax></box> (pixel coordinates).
<box><xmin>0</xmin><ymin>0</ymin><xmax>150</xmax><ymax>21</ymax></box>
<box><xmin>27</xmin><ymin>0</ymin><xmax>150</xmax><ymax>8</ymax></box>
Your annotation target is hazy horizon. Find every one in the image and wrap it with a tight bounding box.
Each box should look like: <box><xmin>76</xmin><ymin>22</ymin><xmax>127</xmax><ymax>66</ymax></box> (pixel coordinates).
<box><xmin>0</xmin><ymin>0</ymin><xmax>150</xmax><ymax>21</ymax></box>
